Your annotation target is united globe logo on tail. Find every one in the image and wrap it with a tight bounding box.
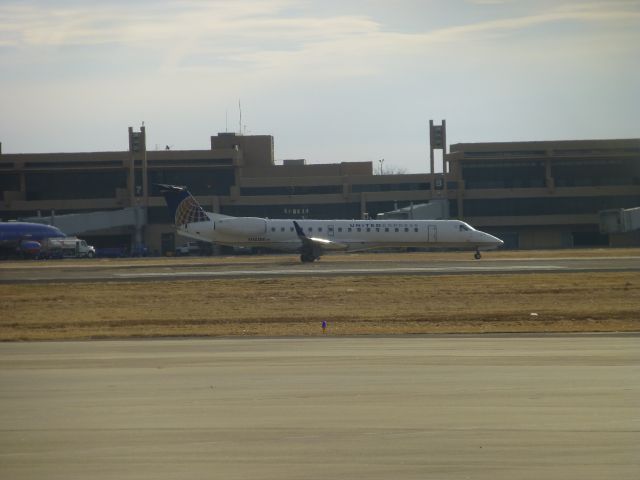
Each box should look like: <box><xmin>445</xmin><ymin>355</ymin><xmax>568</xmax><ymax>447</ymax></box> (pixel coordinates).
<box><xmin>155</xmin><ymin>184</ymin><xmax>209</xmax><ymax>226</ymax></box>
<box><xmin>175</xmin><ymin>195</ymin><xmax>208</xmax><ymax>225</ymax></box>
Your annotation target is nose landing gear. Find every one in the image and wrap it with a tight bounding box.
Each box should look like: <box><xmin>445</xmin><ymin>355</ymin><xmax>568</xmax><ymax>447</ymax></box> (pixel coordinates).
<box><xmin>474</xmin><ymin>250</ymin><xmax>482</xmax><ymax>260</ymax></box>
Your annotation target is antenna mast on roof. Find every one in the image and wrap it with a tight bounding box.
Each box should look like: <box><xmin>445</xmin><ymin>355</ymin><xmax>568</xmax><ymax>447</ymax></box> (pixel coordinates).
<box><xmin>238</xmin><ymin>99</ymin><xmax>242</xmax><ymax>135</ymax></box>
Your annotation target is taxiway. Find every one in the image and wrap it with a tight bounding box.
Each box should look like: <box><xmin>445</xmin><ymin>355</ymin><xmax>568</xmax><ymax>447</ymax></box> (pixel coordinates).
<box><xmin>1</xmin><ymin>254</ymin><xmax>639</xmax><ymax>283</ymax></box>
<box><xmin>0</xmin><ymin>335</ymin><xmax>638</xmax><ymax>479</ymax></box>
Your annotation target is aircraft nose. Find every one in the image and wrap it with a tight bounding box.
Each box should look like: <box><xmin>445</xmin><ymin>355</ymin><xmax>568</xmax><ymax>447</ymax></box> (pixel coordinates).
<box><xmin>477</xmin><ymin>231</ymin><xmax>503</xmax><ymax>248</ymax></box>
<box><xmin>489</xmin><ymin>233</ymin><xmax>504</xmax><ymax>247</ymax></box>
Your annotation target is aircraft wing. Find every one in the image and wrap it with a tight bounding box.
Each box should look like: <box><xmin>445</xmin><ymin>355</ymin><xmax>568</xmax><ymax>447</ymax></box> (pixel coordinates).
<box><xmin>293</xmin><ymin>221</ymin><xmax>348</xmax><ymax>255</ymax></box>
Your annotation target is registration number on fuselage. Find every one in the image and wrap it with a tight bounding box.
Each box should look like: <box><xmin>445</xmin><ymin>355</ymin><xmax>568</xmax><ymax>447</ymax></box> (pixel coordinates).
<box><xmin>248</xmin><ymin>237</ymin><xmax>267</xmax><ymax>242</ymax></box>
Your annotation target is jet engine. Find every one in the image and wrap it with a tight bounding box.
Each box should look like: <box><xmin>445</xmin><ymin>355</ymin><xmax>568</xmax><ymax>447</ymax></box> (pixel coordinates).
<box><xmin>19</xmin><ymin>240</ymin><xmax>41</xmax><ymax>256</ymax></box>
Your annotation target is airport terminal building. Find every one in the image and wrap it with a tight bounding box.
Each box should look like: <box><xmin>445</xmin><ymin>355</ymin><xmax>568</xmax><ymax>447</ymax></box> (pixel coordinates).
<box><xmin>1</xmin><ymin>126</ymin><xmax>638</xmax><ymax>254</ymax></box>
<box><xmin>448</xmin><ymin>138</ymin><xmax>640</xmax><ymax>248</ymax></box>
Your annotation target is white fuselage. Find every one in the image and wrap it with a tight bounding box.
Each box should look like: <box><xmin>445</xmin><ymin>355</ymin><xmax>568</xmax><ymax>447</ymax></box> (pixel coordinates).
<box><xmin>177</xmin><ymin>214</ymin><xmax>503</xmax><ymax>253</ymax></box>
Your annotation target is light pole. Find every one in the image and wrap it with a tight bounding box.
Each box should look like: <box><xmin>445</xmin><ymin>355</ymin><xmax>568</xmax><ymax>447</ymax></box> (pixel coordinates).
<box><xmin>378</xmin><ymin>158</ymin><xmax>385</xmax><ymax>175</ymax></box>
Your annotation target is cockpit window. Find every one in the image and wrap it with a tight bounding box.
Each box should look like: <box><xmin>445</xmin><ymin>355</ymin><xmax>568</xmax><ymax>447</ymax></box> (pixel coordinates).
<box><xmin>459</xmin><ymin>224</ymin><xmax>469</xmax><ymax>232</ymax></box>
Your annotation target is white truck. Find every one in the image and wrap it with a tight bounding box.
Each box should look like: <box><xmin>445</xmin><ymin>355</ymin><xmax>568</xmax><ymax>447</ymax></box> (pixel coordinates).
<box><xmin>175</xmin><ymin>241</ymin><xmax>200</xmax><ymax>256</ymax></box>
<box><xmin>40</xmin><ymin>237</ymin><xmax>96</xmax><ymax>259</ymax></box>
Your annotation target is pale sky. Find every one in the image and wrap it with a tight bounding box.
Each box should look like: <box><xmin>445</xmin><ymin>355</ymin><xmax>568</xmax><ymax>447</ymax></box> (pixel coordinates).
<box><xmin>1</xmin><ymin>0</ymin><xmax>638</xmax><ymax>173</ymax></box>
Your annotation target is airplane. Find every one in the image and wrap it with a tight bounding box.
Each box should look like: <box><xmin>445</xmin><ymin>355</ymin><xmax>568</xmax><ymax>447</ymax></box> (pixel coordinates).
<box><xmin>156</xmin><ymin>184</ymin><xmax>503</xmax><ymax>262</ymax></box>
<box><xmin>0</xmin><ymin>221</ymin><xmax>66</xmax><ymax>259</ymax></box>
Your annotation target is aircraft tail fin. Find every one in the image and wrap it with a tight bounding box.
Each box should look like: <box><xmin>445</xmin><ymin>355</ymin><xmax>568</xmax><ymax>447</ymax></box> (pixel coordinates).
<box><xmin>155</xmin><ymin>184</ymin><xmax>210</xmax><ymax>226</ymax></box>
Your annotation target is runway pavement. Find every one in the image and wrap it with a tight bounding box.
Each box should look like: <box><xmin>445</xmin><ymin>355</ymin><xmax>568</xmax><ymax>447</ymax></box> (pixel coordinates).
<box><xmin>0</xmin><ymin>335</ymin><xmax>638</xmax><ymax>479</ymax></box>
<box><xmin>1</xmin><ymin>254</ymin><xmax>639</xmax><ymax>283</ymax></box>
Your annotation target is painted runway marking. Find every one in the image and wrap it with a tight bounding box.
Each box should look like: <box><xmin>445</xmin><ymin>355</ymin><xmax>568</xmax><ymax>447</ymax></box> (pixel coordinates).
<box><xmin>114</xmin><ymin>265</ymin><xmax>568</xmax><ymax>278</ymax></box>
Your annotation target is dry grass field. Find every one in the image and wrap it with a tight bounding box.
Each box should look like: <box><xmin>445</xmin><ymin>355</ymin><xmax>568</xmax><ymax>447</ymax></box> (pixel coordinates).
<box><xmin>1</xmin><ymin>262</ymin><xmax>639</xmax><ymax>340</ymax></box>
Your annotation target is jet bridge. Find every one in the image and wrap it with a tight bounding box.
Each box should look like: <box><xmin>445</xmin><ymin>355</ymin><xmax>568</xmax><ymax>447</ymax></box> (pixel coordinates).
<box><xmin>376</xmin><ymin>200</ymin><xmax>449</xmax><ymax>220</ymax></box>
<box><xmin>599</xmin><ymin>207</ymin><xmax>640</xmax><ymax>234</ymax></box>
<box><xmin>21</xmin><ymin>207</ymin><xmax>147</xmax><ymax>244</ymax></box>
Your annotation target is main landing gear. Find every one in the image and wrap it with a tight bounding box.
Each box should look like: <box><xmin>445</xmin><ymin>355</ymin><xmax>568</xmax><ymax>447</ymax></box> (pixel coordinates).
<box><xmin>474</xmin><ymin>249</ymin><xmax>482</xmax><ymax>260</ymax></box>
<box><xmin>300</xmin><ymin>253</ymin><xmax>319</xmax><ymax>263</ymax></box>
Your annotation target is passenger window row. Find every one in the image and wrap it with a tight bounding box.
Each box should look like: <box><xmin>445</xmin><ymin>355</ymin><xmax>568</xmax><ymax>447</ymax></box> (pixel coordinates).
<box><xmin>269</xmin><ymin>226</ymin><xmax>419</xmax><ymax>233</ymax></box>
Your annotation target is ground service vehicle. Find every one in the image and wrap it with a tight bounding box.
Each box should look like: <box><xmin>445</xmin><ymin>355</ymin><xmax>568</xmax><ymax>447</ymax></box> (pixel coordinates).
<box><xmin>176</xmin><ymin>242</ymin><xmax>200</xmax><ymax>256</ymax></box>
<box><xmin>40</xmin><ymin>237</ymin><xmax>96</xmax><ymax>259</ymax></box>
